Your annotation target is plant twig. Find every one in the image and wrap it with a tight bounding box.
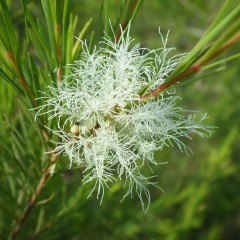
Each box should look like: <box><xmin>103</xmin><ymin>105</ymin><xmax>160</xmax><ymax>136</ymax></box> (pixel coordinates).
<box><xmin>140</xmin><ymin>63</ymin><xmax>201</xmax><ymax>100</ymax></box>
<box><xmin>8</xmin><ymin>154</ymin><xmax>58</xmax><ymax>240</ymax></box>
<box><xmin>55</xmin><ymin>23</ymin><xmax>62</xmax><ymax>82</ymax></box>
<box><xmin>115</xmin><ymin>0</ymin><xmax>140</xmax><ymax>41</ymax></box>
<box><xmin>140</xmin><ymin>31</ymin><xmax>240</xmax><ymax>100</ymax></box>
<box><xmin>7</xmin><ymin>49</ymin><xmax>53</xmax><ymax>141</ymax></box>
<box><xmin>7</xmin><ymin>51</ymin><xmax>38</xmax><ymax>107</ymax></box>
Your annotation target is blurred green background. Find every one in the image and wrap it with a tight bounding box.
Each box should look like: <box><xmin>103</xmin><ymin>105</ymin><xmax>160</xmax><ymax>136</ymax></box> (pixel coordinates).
<box><xmin>0</xmin><ymin>0</ymin><xmax>240</xmax><ymax>239</ymax></box>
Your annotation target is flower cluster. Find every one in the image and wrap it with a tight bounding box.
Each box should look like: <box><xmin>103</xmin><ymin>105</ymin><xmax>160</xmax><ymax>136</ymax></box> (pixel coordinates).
<box><xmin>35</xmin><ymin>26</ymin><xmax>211</xmax><ymax>210</ymax></box>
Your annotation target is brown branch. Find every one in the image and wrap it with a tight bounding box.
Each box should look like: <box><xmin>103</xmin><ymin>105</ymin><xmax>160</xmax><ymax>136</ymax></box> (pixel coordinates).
<box><xmin>140</xmin><ymin>31</ymin><xmax>240</xmax><ymax>100</ymax></box>
<box><xmin>55</xmin><ymin>23</ymin><xmax>62</xmax><ymax>82</ymax></box>
<box><xmin>115</xmin><ymin>0</ymin><xmax>139</xmax><ymax>42</ymax></box>
<box><xmin>140</xmin><ymin>63</ymin><xmax>201</xmax><ymax>100</ymax></box>
<box><xmin>6</xmin><ymin>51</ymin><xmax>58</xmax><ymax>239</ymax></box>
<box><xmin>199</xmin><ymin>31</ymin><xmax>240</xmax><ymax>66</ymax></box>
<box><xmin>7</xmin><ymin>51</ymin><xmax>38</xmax><ymax>108</ymax></box>
<box><xmin>6</xmin><ymin>19</ymin><xmax>64</xmax><ymax>238</ymax></box>
<box><xmin>7</xmin><ymin>50</ymin><xmax>52</xmax><ymax>142</ymax></box>
<box><xmin>8</xmin><ymin>154</ymin><xmax>58</xmax><ymax>240</ymax></box>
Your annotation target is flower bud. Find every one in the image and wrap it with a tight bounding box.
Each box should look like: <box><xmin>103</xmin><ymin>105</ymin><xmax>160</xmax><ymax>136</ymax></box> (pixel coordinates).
<box><xmin>70</xmin><ymin>124</ymin><xmax>79</xmax><ymax>135</ymax></box>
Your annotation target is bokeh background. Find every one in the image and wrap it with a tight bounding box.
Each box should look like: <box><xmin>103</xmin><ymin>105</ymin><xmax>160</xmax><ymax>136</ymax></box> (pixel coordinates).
<box><xmin>1</xmin><ymin>0</ymin><xmax>240</xmax><ymax>239</ymax></box>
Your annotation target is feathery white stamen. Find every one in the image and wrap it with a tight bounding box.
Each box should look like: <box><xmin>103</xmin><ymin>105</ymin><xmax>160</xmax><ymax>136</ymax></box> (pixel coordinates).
<box><xmin>33</xmin><ymin>25</ymin><xmax>211</xmax><ymax>211</ymax></box>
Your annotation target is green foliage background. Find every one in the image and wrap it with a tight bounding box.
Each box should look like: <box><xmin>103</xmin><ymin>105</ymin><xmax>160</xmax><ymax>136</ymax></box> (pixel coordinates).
<box><xmin>0</xmin><ymin>0</ymin><xmax>240</xmax><ymax>239</ymax></box>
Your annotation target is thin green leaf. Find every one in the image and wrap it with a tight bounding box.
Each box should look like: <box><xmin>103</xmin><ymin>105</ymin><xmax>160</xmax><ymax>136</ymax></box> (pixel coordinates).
<box><xmin>61</xmin><ymin>0</ymin><xmax>70</xmax><ymax>65</ymax></box>
<box><xmin>0</xmin><ymin>0</ymin><xmax>18</xmax><ymax>54</ymax></box>
<box><xmin>103</xmin><ymin>0</ymin><xmax>110</xmax><ymax>35</ymax></box>
<box><xmin>1</xmin><ymin>140</ymin><xmax>28</xmax><ymax>178</ymax></box>
<box><xmin>21</xmin><ymin>1</ymin><xmax>55</xmax><ymax>68</ymax></box>
<box><xmin>0</xmin><ymin>49</ymin><xmax>15</xmax><ymax>75</ymax></box>
<box><xmin>34</xmin><ymin>208</ymin><xmax>45</xmax><ymax>235</ymax></box>
<box><xmin>88</xmin><ymin>30</ymin><xmax>95</xmax><ymax>54</ymax></box>
<box><xmin>177</xmin><ymin>66</ymin><xmax>226</xmax><ymax>88</ymax></box>
<box><xmin>28</xmin><ymin>53</ymin><xmax>40</xmax><ymax>96</ymax></box>
<box><xmin>199</xmin><ymin>19</ymin><xmax>240</xmax><ymax>63</ymax></box>
<box><xmin>41</xmin><ymin>0</ymin><xmax>57</xmax><ymax>63</ymax></box>
<box><xmin>0</xmin><ymin>0</ymin><xmax>23</xmax><ymax>77</ymax></box>
<box><xmin>65</xmin><ymin>14</ymin><xmax>75</xmax><ymax>68</ymax></box>
<box><xmin>203</xmin><ymin>0</ymin><xmax>238</xmax><ymax>35</ymax></box>
<box><xmin>169</xmin><ymin>4</ymin><xmax>240</xmax><ymax>80</ymax></box>
<box><xmin>128</xmin><ymin>0</ymin><xmax>143</xmax><ymax>23</ymax></box>
<box><xmin>0</xmin><ymin>68</ymin><xmax>24</xmax><ymax>95</ymax></box>
<box><xmin>72</xmin><ymin>18</ymin><xmax>93</xmax><ymax>61</ymax></box>
<box><xmin>202</xmin><ymin>52</ymin><xmax>240</xmax><ymax>70</ymax></box>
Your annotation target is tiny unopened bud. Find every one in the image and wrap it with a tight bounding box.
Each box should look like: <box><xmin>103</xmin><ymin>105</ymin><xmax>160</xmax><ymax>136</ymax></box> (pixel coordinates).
<box><xmin>70</xmin><ymin>124</ymin><xmax>79</xmax><ymax>135</ymax></box>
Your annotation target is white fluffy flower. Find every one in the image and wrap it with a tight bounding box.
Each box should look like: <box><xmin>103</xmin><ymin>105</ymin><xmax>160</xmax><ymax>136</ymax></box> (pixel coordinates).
<box><xmin>35</xmin><ymin>26</ymin><xmax>211</xmax><ymax>210</ymax></box>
